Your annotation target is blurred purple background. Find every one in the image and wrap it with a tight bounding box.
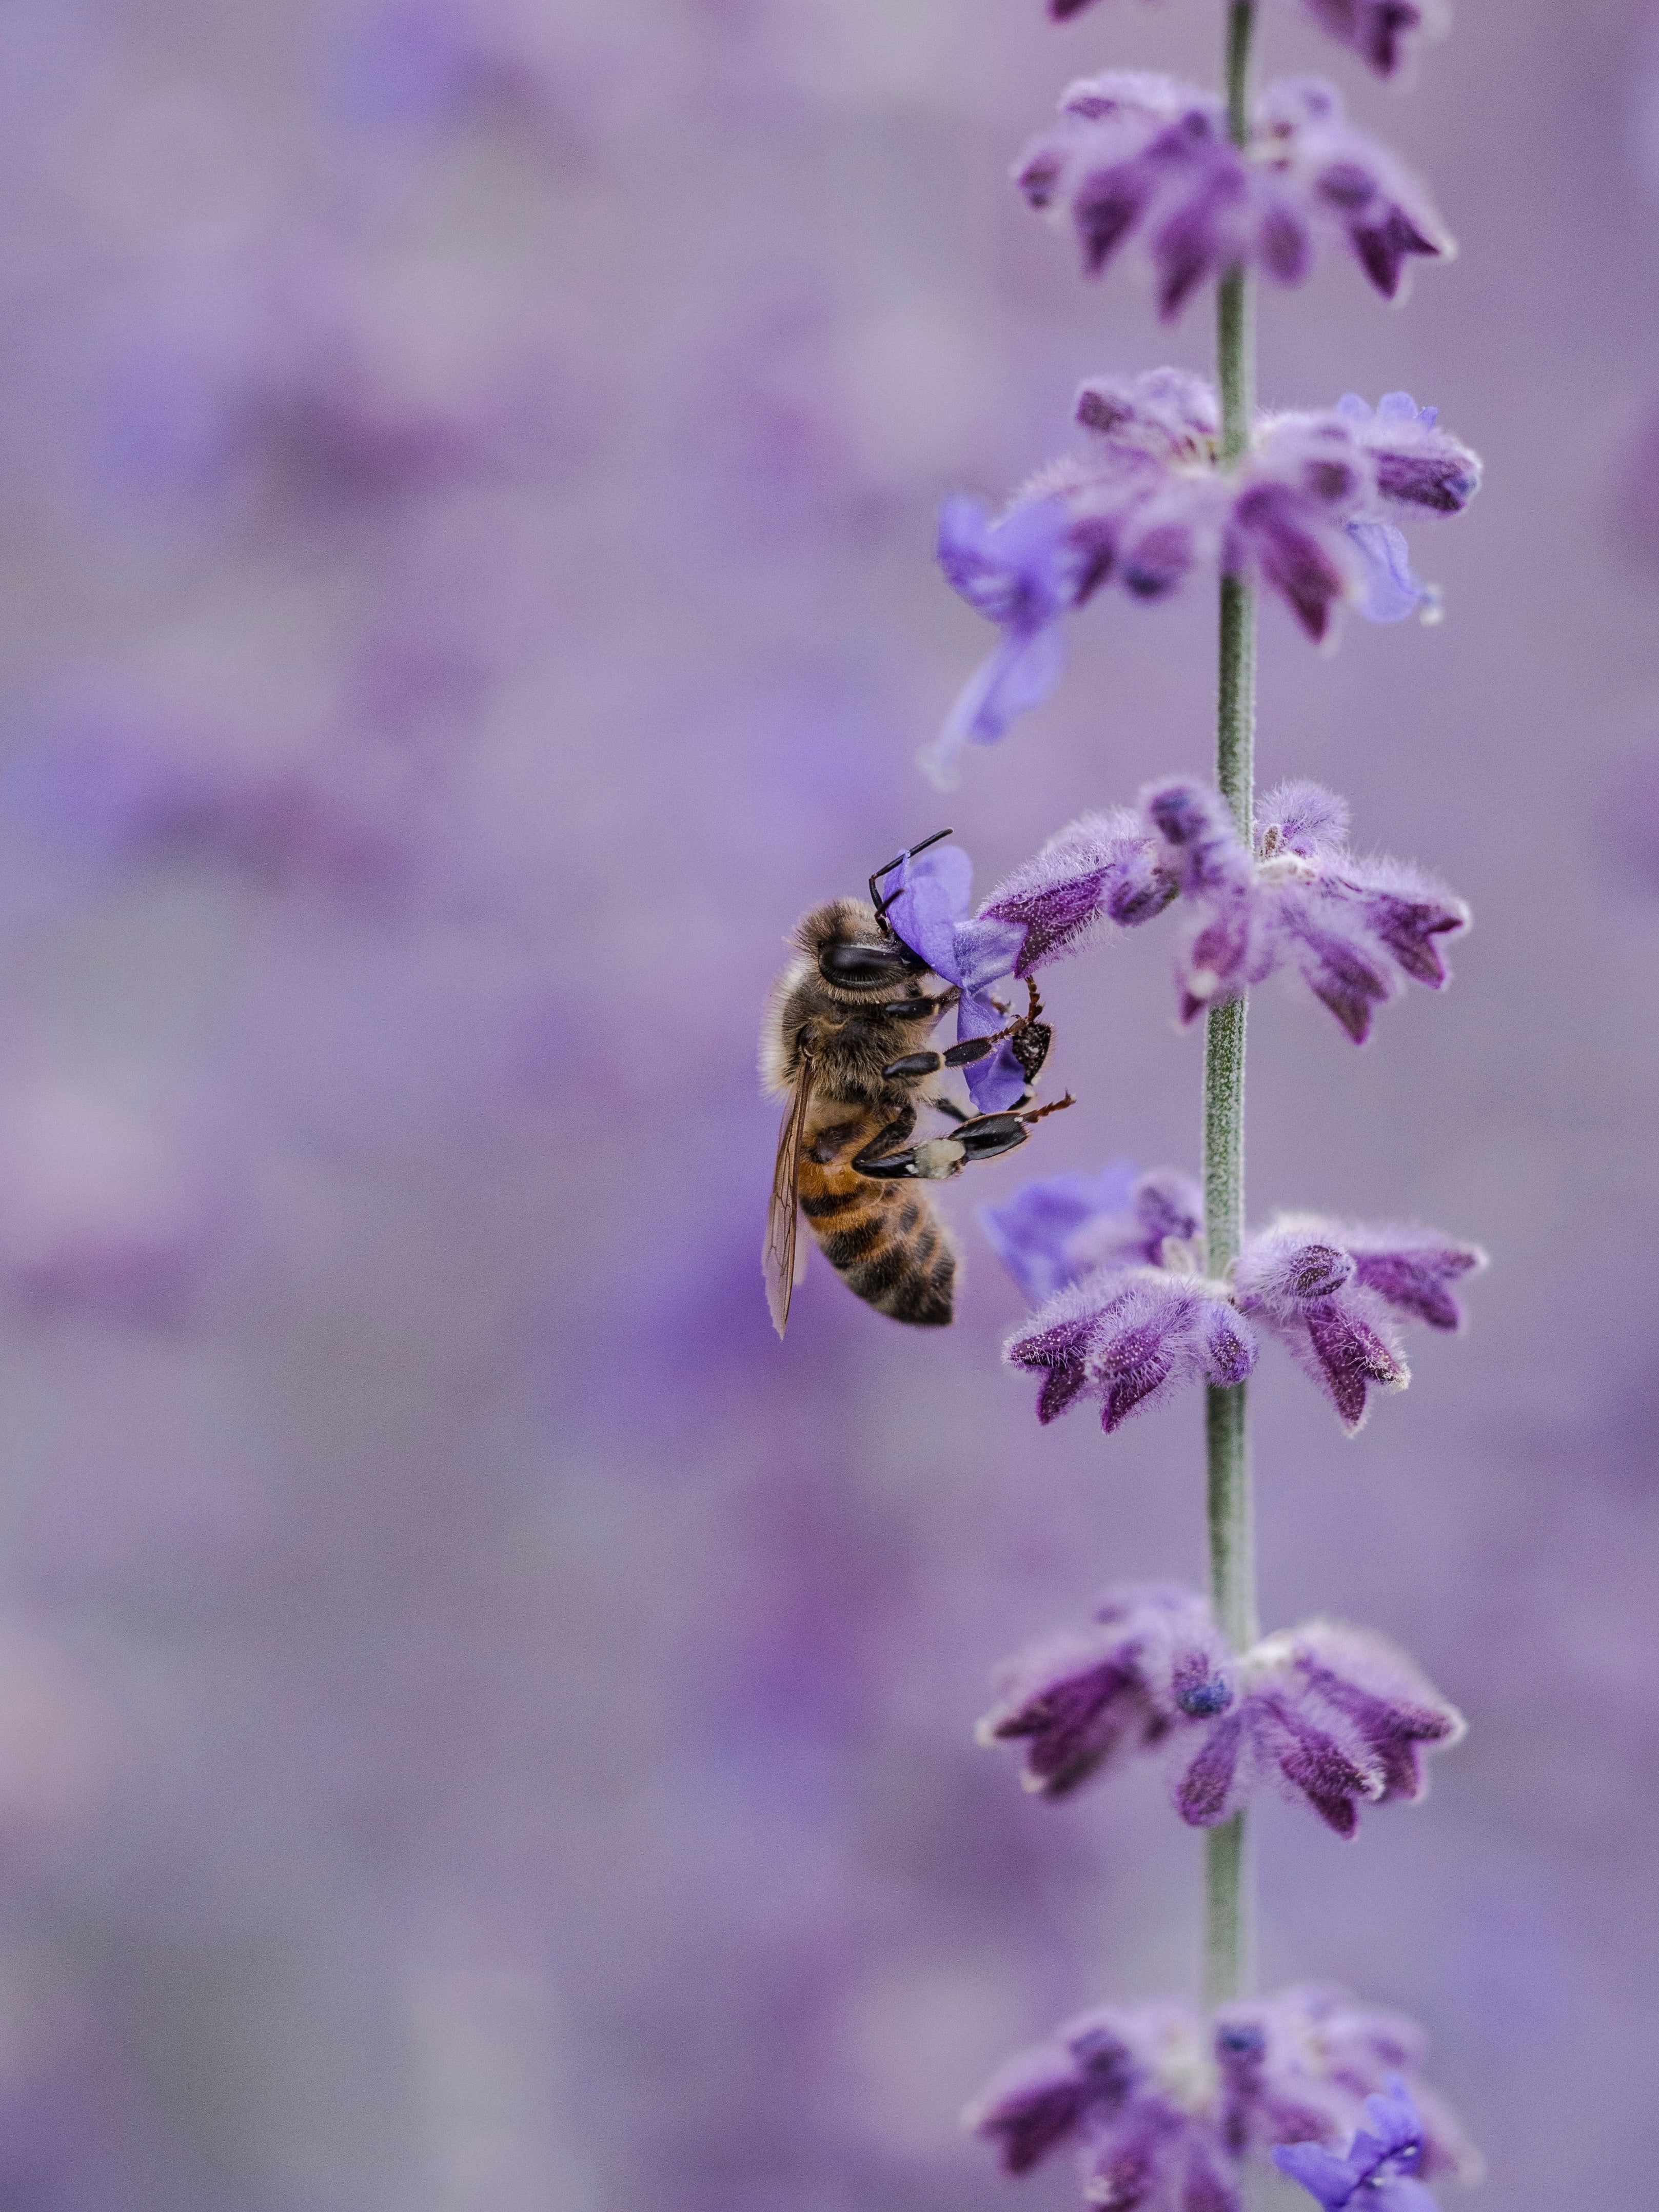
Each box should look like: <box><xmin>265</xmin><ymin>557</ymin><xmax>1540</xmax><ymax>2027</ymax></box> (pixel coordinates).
<box><xmin>0</xmin><ymin>1</ymin><xmax>1649</xmax><ymax>2205</ymax></box>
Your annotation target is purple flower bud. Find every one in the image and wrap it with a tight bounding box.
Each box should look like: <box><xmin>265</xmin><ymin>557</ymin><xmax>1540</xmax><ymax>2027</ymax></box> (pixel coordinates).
<box><xmin>976</xmin><ymin>1585</ymin><xmax>1235</xmax><ymax>1800</ymax></box>
<box><xmin>1334</xmin><ymin>392</ymin><xmax>1482</xmax><ymax>517</ymax></box>
<box><xmin>1171</xmin><ymin>1621</ymin><xmax>1465</xmax><ymax>1837</ymax></box>
<box><xmin>1256</xmin><ymin>81</ymin><xmax>1453</xmax><ymax>305</ymax></box>
<box><xmin>962</xmin><ymin>2038</ymin><xmax>1098</xmax><ymax>2174</ymax></box>
<box><xmin>979</xmin><ymin>808</ymin><xmax>1178</xmax><ymax>976</ymax></box>
<box><xmin>1139</xmin><ymin>779</ymin><xmax>1470</xmax><ymax>1041</ymax></box>
<box><xmin>1235</xmin><ymin>1212</ymin><xmax>1485</xmax><ymax>1432</ymax></box>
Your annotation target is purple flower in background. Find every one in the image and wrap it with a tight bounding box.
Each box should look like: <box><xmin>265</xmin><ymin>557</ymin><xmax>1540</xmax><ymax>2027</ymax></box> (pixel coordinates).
<box><xmin>926</xmin><ymin>496</ymin><xmax>1075</xmax><ymax>784</ymax></box>
<box><xmin>978</xmin><ymin>1591</ymin><xmax>1464</xmax><ymax>1836</ymax></box>
<box><xmin>931</xmin><ymin>374</ymin><xmax>1479</xmax><ymax>760</ymax></box>
<box><xmin>987</xmin><ymin>1164</ymin><xmax>1483</xmax><ymax>1435</ymax></box>
<box><xmin>1233</xmin><ymin>1213</ymin><xmax>1485</xmax><ymax>1432</ymax></box>
<box><xmin>880</xmin><ymin>841</ymin><xmax>1028</xmax><ymax>1111</ymax></box>
<box><xmin>1036</xmin><ymin>0</ymin><xmax>1446</xmax><ymax>80</ymax></box>
<box><xmin>1276</xmin><ymin>2078</ymin><xmax>1441</xmax><ymax>2209</ymax></box>
<box><xmin>1146</xmin><ymin>776</ymin><xmax>1471</xmax><ymax>1040</ymax></box>
<box><xmin>1014</xmin><ymin>73</ymin><xmax>1451</xmax><ymax>317</ymax></box>
<box><xmin>977</xmin><ymin>1158</ymin><xmax>1138</xmax><ymax>1305</ymax></box>
<box><xmin>975</xmin><ymin>1583</ymin><xmax>1236</xmax><ymax>1799</ymax></box>
<box><xmin>965</xmin><ymin>1987</ymin><xmax>1475</xmax><ymax>2202</ymax></box>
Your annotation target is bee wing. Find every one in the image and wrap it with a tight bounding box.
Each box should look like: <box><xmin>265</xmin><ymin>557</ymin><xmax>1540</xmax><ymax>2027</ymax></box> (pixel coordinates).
<box><xmin>764</xmin><ymin>1048</ymin><xmax>814</xmax><ymax>1338</ymax></box>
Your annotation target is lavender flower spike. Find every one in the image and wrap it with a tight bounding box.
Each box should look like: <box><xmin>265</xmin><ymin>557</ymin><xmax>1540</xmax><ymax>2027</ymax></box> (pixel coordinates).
<box><xmin>976</xmin><ymin>1583</ymin><xmax>1235</xmax><ymax>1799</ymax></box>
<box><xmin>925</xmin><ymin>496</ymin><xmax>1074</xmax><ymax>786</ymax></box>
<box><xmin>1276</xmin><ymin>2077</ymin><xmax>1441</xmax><ymax>2210</ymax></box>
<box><xmin>1006</xmin><ymin>1261</ymin><xmax>1258</xmax><ymax>1432</ymax></box>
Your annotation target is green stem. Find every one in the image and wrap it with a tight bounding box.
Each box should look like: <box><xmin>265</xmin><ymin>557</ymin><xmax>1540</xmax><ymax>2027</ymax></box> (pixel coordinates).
<box><xmin>1203</xmin><ymin>0</ymin><xmax>1258</xmax><ymax>2014</ymax></box>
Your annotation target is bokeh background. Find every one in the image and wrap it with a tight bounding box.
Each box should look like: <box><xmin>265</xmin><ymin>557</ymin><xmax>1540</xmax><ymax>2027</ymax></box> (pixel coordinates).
<box><xmin>0</xmin><ymin>0</ymin><xmax>1649</xmax><ymax>2205</ymax></box>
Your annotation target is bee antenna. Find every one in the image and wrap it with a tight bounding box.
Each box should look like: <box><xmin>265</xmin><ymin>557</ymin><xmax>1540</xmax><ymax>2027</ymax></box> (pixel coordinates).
<box><xmin>869</xmin><ymin>828</ymin><xmax>953</xmax><ymax>924</ymax></box>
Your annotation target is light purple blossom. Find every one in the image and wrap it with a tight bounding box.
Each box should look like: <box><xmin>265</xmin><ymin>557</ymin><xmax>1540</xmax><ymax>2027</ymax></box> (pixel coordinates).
<box><xmin>925</xmin><ymin>496</ymin><xmax>1075</xmax><ymax>785</ymax></box>
<box><xmin>880</xmin><ymin>841</ymin><xmax>1028</xmax><ymax>1111</ymax></box>
<box><xmin>1014</xmin><ymin>73</ymin><xmax>1451</xmax><ymax>317</ymax></box>
<box><xmin>1276</xmin><ymin>2078</ymin><xmax>1440</xmax><ymax>2210</ymax></box>
<box><xmin>1037</xmin><ymin>0</ymin><xmax>1447</xmax><ymax>83</ymax></box>
<box><xmin>964</xmin><ymin>1986</ymin><xmax>1476</xmax><ymax>2206</ymax></box>
<box><xmin>978</xmin><ymin>1589</ymin><xmax>1465</xmax><ymax>1837</ymax></box>
<box><xmin>975</xmin><ymin>1584</ymin><xmax>1236</xmax><ymax>1799</ymax></box>
<box><xmin>1144</xmin><ymin>777</ymin><xmax>1471</xmax><ymax>1041</ymax></box>
<box><xmin>993</xmin><ymin>1166</ymin><xmax>1484</xmax><ymax>1435</ymax></box>
<box><xmin>931</xmin><ymin>376</ymin><xmax>1478</xmax><ymax>763</ymax></box>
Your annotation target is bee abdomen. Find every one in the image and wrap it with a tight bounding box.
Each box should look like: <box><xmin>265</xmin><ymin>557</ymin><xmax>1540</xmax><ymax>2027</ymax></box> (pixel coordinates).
<box><xmin>805</xmin><ymin>1176</ymin><xmax>956</xmax><ymax>1327</ymax></box>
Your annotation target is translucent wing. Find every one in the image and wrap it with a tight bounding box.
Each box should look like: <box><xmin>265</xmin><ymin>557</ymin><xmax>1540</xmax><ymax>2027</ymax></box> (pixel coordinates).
<box><xmin>764</xmin><ymin>1046</ymin><xmax>814</xmax><ymax>1337</ymax></box>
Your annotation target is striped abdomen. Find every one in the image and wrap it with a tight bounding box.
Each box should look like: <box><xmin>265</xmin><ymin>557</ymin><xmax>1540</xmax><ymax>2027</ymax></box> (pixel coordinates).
<box><xmin>798</xmin><ymin>1119</ymin><xmax>956</xmax><ymax>1326</ymax></box>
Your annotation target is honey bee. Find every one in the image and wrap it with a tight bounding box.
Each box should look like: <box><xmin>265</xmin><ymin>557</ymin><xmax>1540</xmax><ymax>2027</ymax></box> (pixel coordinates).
<box><xmin>762</xmin><ymin>832</ymin><xmax>1074</xmax><ymax>1335</ymax></box>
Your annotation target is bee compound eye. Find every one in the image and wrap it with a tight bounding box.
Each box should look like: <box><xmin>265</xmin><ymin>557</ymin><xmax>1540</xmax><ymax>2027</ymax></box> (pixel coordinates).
<box><xmin>820</xmin><ymin>938</ymin><xmax>925</xmax><ymax>983</ymax></box>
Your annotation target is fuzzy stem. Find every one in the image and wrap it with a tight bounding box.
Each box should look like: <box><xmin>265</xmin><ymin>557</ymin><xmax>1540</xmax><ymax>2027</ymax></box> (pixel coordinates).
<box><xmin>1203</xmin><ymin>0</ymin><xmax>1258</xmax><ymax>2015</ymax></box>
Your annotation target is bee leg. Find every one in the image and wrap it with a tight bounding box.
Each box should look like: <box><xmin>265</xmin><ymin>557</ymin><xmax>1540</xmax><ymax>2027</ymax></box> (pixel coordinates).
<box><xmin>882</xmin><ymin>1033</ymin><xmax>999</xmax><ymax>1080</ymax></box>
<box><xmin>929</xmin><ymin>1096</ymin><xmax>970</xmax><ymax>1123</ymax></box>
<box><xmin>849</xmin><ymin>1104</ymin><xmax>919</xmax><ymax>1175</ymax></box>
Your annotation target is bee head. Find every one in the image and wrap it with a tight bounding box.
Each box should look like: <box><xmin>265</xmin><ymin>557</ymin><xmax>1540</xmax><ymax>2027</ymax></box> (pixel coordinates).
<box><xmin>796</xmin><ymin>899</ymin><xmax>931</xmax><ymax>995</ymax></box>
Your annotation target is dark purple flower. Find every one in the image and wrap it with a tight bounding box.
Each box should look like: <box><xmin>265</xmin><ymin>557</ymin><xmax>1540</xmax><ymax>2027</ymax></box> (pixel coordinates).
<box><xmin>975</xmin><ymin>1584</ymin><xmax>1236</xmax><ymax>1799</ymax></box>
<box><xmin>979</xmin><ymin>1589</ymin><xmax>1463</xmax><ymax>1837</ymax></box>
<box><xmin>881</xmin><ymin>842</ymin><xmax>1028</xmax><ymax>1111</ymax></box>
<box><xmin>1144</xmin><ymin>778</ymin><xmax>1471</xmax><ymax>1041</ymax></box>
<box><xmin>966</xmin><ymin>1987</ymin><xmax>1476</xmax><ymax>2204</ymax></box>
<box><xmin>1276</xmin><ymin>2078</ymin><xmax>1439</xmax><ymax>2209</ymax></box>
<box><xmin>1015</xmin><ymin>74</ymin><xmax>1451</xmax><ymax>319</ymax></box>
<box><xmin>1006</xmin><ymin>1265</ymin><xmax>1258</xmax><ymax>1432</ymax></box>
<box><xmin>1254</xmin><ymin>80</ymin><xmax>1452</xmax><ymax>305</ymax></box>
<box><xmin>1172</xmin><ymin>1619</ymin><xmax>1466</xmax><ymax>1836</ymax></box>
<box><xmin>1234</xmin><ymin>1213</ymin><xmax>1485</xmax><ymax>1433</ymax></box>
<box><xmin>1296</xmin><ymin>0</ymin><xmax>1447</xmax><ymax>80</ymax></box>
<box><xmin>978</xmin><ymin>808</ymin><xmax>1179</xmax><ymax>975</ymax></box>
<box><xmin>926</xmin><ymin>496</ymin><xmax>1075</xmax><ymax>785</ymax></box>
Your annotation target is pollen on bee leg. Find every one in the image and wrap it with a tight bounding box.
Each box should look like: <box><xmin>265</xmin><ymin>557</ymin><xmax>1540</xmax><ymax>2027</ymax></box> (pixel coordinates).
<box><xmin>913</xmin><ymin>1137</ymin><xmax>967</xmax><ymax>1180</ymax></box>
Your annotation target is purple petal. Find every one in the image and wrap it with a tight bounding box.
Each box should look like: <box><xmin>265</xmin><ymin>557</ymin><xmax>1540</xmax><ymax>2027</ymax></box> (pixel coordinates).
<box><xmin>963</xmin><ymin>2043</ymin><xmax>1094</xmax><ymax>2175</ymax></box>
<box><xmin>978</xmin><ymin>1160</ymin><xmax>1139</xmax><ymax>1305</ymax></box>
<box><xmin>924</xmin><ymin>621</ymin><xmax>1068</xmax><ymax>786</ymax></box>
<box><xmin>1175</xmin><ymin>1709</ymin><xmax>1248</xmax><ymax>1826</ymax></box>
<box><xmin>1273</xmin><ymin>2141</ymin><xmax>1359</xmax><ymax>2211</ymax></box>
<box><xmin>885</xmin><ymin>843</ymin><xmax>971</xmax><ymax>978</ymax></box>
<box><xmin>1346</xmin><ymin>521</ymin><xmax>1430</xmax><ymax>624</ymax></box>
